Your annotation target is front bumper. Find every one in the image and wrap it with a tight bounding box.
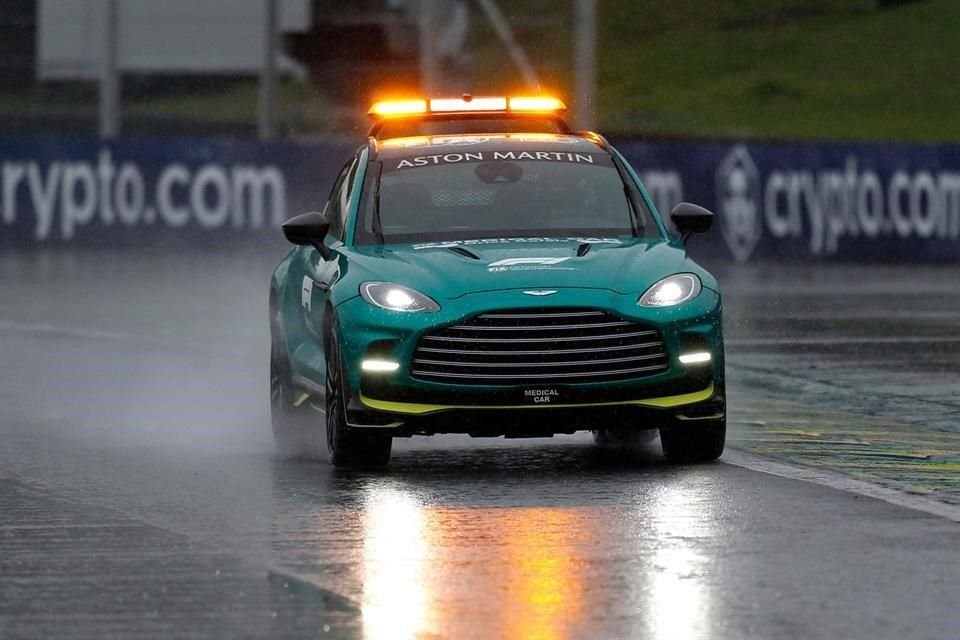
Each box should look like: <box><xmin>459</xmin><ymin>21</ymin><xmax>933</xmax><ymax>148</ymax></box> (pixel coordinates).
<box><xmin>335</xmin><ymin>286</ymin><xmax>724</xmax><ymax>435</ymax></box>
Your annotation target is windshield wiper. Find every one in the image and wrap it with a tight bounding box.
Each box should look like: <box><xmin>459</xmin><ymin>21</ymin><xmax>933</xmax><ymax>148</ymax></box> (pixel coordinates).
<box><xmin>371</xmin><ymin>163</ymin><xmax>385</xmax><ymax>244</ymax></box>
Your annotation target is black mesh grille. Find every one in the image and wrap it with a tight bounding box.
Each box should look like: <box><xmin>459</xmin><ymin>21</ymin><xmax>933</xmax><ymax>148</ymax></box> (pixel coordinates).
<box><xmin>411</xmin><ymin>308</ymin><xmax>669</xmax><ymax>386</ymax></box>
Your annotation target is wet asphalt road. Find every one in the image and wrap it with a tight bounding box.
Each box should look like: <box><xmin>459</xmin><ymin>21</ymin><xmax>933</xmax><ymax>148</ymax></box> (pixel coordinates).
<box><xmin>1</xmin><ymin>250</ymin><xmax>958</xmax><ymax>639</ymax></box>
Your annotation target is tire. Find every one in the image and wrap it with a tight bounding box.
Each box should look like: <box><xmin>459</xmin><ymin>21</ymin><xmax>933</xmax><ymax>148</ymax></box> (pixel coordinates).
<box><xmin>659</xmin><ymin>417</ymin><xmax>726</xmax><ymax>463</ymax></box>
<box><xmin>325</xmin><ymin>322</ymin><xmax>392</xmax><ymax>469</ymax></box>
<box><xmin>270</xmin><ymin>306</ymin><xmax>316</xmax><ymax>457</ymax></box>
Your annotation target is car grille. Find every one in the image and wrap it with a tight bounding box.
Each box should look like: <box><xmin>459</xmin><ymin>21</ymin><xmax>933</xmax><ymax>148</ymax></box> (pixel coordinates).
<box><xmin>411</xmin><ymin>307</ymin><xmax>669</xmax><ymax>385</ymax></box>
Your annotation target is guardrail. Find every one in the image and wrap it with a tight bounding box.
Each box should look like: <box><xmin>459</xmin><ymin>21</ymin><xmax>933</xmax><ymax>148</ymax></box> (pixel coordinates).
<box><xmin>1</xmin><ymin>133</ymin><xmax>957</xmax><ymax>262</ymax></box>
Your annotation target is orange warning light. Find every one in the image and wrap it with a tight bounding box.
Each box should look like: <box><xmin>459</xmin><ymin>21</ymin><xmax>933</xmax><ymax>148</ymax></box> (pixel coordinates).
<box><xmin>508</xmin><ymin>96</ymin><xmax>567</xmax><ymax>113</ymax></box>
<box><xmin>430</xmin><ymin>96</ymin><xmax>508</xmax><ymax>112</ymax></box>
<box><xmin>368</xmin><ymin>99</ymin><xmax>428</xmax><ymax>118</ymax></box>
<box><xmin>368</xmin><ymin>95</ymin><xmax>567</xmax><ymax>120</ymax></box>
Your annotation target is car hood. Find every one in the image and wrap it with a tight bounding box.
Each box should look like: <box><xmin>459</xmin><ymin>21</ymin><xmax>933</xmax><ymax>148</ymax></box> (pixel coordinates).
<box><xmin>342</xmin><ymin>237</ymin><xmax>707</xmax><ymax>300</ymax></box>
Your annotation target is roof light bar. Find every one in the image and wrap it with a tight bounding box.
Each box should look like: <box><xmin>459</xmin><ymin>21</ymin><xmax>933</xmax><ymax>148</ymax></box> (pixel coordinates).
<box><xmin>430</xmin><ymin>97</ymin><xmax>507</xmax><ymax>112</ymax></box>
<box><xmin>508</xmin><ymin>96</ymin><xmax>567</xmax><ymax>113</ymax></box>
<box><xmin>368</xmin><ymin>95</ymin><xmax>567</xmax><ymax>120</ymax></box>
<box><xmin>368</xmin><ymin>99</ymin><xmax>427</xmax><ymax>118</ymax></box>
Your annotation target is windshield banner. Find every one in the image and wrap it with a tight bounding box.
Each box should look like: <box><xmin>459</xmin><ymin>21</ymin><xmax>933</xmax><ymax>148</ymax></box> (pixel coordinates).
<box><xmin>1</xmin><ymin>133</ymin><xmax>958</xmax><ymax>262</ymax></box>
<box><xmin>385</xmin><ymin>150</ymin><xmax>611</xmax><ymax>172</ymax></box>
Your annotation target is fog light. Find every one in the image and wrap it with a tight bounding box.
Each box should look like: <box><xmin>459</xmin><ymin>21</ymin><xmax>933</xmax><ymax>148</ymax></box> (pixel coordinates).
<box><xmin>362</xmin><ymin>359</ymin><xmax>400</xmax><ymax>373</ymax></box>
<box><xmin>679</xmin><ymin>351</ymin><xmax>711</xmax><ymax>365</ymax></box>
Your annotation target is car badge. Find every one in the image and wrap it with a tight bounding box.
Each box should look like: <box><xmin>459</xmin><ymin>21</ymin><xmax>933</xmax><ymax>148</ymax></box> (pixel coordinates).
<box><xmin>522</xmin><ymin>290</ymin><xmax>558</xmax><ymax>296</ymax></box>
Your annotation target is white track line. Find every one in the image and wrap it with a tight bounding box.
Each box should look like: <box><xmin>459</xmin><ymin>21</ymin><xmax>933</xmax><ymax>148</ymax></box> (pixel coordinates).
<box><xmin>724</xmin><ymin>448</ymin><xmax>960</xmax><ymax>523</ymax></box>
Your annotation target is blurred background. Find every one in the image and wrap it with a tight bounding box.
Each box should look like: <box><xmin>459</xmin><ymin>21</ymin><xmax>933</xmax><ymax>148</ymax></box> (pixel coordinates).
<box><xmin>3</xmin><ymin>0</ymin><xmax>957</xmax><ymax>262</ymax></box>
<box><xmin>1</xmin><ymin>0</ymin><xmax>952</xmax><ymax>141</ymax></box>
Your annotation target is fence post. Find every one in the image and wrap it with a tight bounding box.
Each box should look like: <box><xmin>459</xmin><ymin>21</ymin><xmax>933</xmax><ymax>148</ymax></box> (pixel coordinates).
<box><xmin>258</xmin><ymin>0</ymin><xmax>279</xmax><ymax>140</ymax></box>
<box><xmin>573</xmin><ymin>0</ymin><xmax>597</xmax><ymax>130</ymax></box>
<box><xmin>98</xmin><ymin>0</ymin><xmax>120</xmax><ymax>138</ymax></box>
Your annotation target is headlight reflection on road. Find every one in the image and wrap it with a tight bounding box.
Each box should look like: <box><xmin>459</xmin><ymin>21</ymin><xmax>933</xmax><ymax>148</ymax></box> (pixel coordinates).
<box><xmin>360</xmin><ymin>482</ymin><xmax>430</xmax><ymax>640</ymax></box>
<box><xmin>357</xmin><ymin>481</ymin><xmax>593</xmax><ymax>640</ymax></box>
<box><xmin>501</xmin><ymin>508</ymin><xmax>589</xmax><ymax>640</ymax></box>
<box><xmin>647</xmin><ymin>483</ymin><xmax>714</xmax><ymax>640</ymax></box>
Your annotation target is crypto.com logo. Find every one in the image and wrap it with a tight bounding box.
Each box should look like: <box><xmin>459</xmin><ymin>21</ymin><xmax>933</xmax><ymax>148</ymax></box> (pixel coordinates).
<box><xmin>716</xmin><ymin>145</ymin><xmax>762</xmax><ymax>262</ymax></box>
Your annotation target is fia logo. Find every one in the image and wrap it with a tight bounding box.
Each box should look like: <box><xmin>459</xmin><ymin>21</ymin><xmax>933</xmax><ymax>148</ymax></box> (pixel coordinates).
<box><xmin>715</xmin><ymin>145</ymin><xmax>762</xmax><ymax>262</ymax></box>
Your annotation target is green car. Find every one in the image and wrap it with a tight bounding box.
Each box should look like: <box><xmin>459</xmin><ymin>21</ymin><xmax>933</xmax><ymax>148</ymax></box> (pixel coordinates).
<box><xmin>269</xmin><ymin>97</ymin><xmax>724</xmax><ymax>468</ymax></box>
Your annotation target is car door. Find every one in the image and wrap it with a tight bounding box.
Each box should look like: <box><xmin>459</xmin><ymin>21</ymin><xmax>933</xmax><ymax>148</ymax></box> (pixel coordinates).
<box><xmin>295</xmin><ymin>150</ymin><xmax>362</xmax><ymax>344</ymax></box>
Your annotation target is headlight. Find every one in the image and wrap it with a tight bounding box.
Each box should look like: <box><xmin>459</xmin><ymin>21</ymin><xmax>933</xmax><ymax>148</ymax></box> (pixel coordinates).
<box><xmin>360</xmin><ymin>282</ymin><xmax>440</xmax><ymax>312</ymax></box>
<box><xmin>638</xmin><ymin>274</ymin><xmax>702</xmax><ymax>307</ymax></box>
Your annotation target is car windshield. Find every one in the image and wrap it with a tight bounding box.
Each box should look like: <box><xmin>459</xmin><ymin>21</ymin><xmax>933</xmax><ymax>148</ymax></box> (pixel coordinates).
<box><xmin>355</xmin><ymin>150</ymin><xmax>660</xmax><ymax>244</ymax></box>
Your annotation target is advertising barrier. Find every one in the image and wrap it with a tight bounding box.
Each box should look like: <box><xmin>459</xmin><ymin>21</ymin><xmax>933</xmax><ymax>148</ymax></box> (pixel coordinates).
<box><xmin>0</xmin><ymin>134</ymin><xmax>351</xmax><ymax>248</ymax></box>
<box><xmin>622</xmin><ymin>140</ymin><xmax>960</xmax><ymax>262</ymax></box>
<box><xmin>1</xmin><ymin>133</ymin><xmax>958</xmax><ymax>262</ymax></box>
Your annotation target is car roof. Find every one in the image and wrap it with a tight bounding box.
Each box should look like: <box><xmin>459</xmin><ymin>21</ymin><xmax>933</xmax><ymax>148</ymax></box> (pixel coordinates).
<box><xmin>373</xmin><ymin>133</ymin><xmax>609</xmax><ymax>161</ymax></box>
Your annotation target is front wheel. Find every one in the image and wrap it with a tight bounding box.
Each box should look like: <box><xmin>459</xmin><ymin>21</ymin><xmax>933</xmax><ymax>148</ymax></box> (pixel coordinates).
<box><xmin>659</xmin><ymin>417</ymin><xmax>726</xmax><ymax>463</ymax></box>
<box><xmin>325</xmin><ymin>324</ymin><xmax>392</xmax><ymax>469</ymax></box>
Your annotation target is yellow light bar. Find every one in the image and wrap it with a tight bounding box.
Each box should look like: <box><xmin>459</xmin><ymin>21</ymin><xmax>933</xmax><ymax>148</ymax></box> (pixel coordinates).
<box><xmin>430</xmin><ymin>97</ymin><xmax>508</xmax><ymax>112</ymax></box>
<box><xmin>368</xmin><ymin>99</ymin><xmax>428</xmax><ymax>118</ymax></box>
<box><xmin>508</xmin><ymin>96</ymin><xmax>567</xmax><ymax>113</ymax></box>
<box><xmin>368</xmin><ymin>95</ymin><xmax>567</xmax><ymax>120</ymax></box>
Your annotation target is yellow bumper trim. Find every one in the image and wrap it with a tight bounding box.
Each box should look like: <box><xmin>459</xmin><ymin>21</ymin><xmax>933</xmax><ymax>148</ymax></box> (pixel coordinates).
<box><xmin>359</xmin><ymin>383</ymin><xmax>715</xmax><ymax>416</ymax></box>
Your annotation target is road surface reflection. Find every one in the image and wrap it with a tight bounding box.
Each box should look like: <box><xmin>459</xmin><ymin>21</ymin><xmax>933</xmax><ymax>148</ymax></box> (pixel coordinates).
<box><xmin>647</xmin><ymin>483</ymin><xmax>714</xmax><ymax>640</ymax></box>
<box><xmin>359</xmin><ymin>479</ymin><xmax>596</xmax><ymax>640</ymax></box>
<box><xmin>274</xmin><ymin>445</ymin><xmax>724</xmax><ymax>640</ymax></box>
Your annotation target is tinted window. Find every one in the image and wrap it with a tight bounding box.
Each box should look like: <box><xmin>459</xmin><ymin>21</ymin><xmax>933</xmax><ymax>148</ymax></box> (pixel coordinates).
<box><xmin>326</xmin><ymin>155</ymin><xmax>360</xmax><ymax>241</ymax></box>
<box><xmin>356</xmin><ymin>151</ymin><xmax>657</xmax><ymax>244</ymax></box>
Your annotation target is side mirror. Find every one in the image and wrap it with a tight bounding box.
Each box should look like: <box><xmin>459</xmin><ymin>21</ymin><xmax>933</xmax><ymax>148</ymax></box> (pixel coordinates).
<box><xmin>282</xmin><ymin>211</ymin><xmax>331</xmax><ymax>259</ymax></box>
<box><xmin>670</xmin><ymin>202</ymin><xmax>714</xmax><ymax>243</ymax></box>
